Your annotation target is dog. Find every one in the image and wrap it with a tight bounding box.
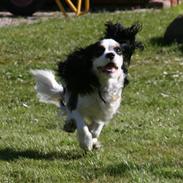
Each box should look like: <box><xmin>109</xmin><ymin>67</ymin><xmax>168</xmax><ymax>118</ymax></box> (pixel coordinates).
<box><xmin>31</xmin><ymin>22</ymin><xmax>143</xmax><ymax>151</ymax></box>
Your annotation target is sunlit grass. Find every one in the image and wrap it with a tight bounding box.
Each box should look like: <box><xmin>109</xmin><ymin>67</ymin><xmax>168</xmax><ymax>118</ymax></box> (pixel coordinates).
<box><xmin>0</xmin><ymin>5</ymin><xmax>183</xmax><ymax>182</ymax></box>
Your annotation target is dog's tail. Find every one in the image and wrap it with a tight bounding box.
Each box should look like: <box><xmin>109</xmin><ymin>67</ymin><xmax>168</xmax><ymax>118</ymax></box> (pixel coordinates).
<box><xmin>31</xmin><ymin>70</ymin><xmax>64</xmax><ymax>107</ymax></box>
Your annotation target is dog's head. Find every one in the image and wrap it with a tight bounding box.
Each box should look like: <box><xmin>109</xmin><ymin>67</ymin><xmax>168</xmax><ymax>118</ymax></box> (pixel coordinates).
<box><xmin>92</xmin><ymin>39</ymin><xmax>123</xmax><ymax>79</ymax></box>
<box><xmin>104</xmin><ymin>22</ymin><xmax>144</xmax><ymax>71</ymax></box>
<box><xmin>58</xmin><ymin>38</ymin><xmax>123</xmax><ymax>95</ymax></box>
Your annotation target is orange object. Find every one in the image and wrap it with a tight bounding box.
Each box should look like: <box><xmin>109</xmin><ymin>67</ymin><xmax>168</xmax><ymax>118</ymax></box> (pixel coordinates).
<box><xmin>54</xmin><ymin>0</ymin><xmax>90</xmax><ymax>17</ymax></box>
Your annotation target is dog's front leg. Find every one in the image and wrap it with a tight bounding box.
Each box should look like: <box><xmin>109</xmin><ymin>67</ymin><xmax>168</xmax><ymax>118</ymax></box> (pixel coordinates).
<box><xmin>89</xmin><ymin>122</ymin><xmax>104</xmax><ymax>149</ymax></box>
<box><xmin>70</xmin><ymin>110</ymin><xmax>93</xmax><ymax>151</ymax></box>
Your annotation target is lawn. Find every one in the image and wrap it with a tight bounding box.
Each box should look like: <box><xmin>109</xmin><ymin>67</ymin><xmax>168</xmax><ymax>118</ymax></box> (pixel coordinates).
<box><xmin>0</xmin><ymin>5</ymin><xmax>183</xmax><ymax>183</ymax></box>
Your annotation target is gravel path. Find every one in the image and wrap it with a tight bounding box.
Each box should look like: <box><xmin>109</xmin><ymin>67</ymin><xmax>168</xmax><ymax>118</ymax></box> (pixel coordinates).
<box><xmin>0</xmin><ymin>11</ymin><xmax>62</xmax><ymax>27</ymax></box>
<box><xmin>0</xmin><ymin>9</ymin><xmax>156</xmax><ymax>27</ymax></box>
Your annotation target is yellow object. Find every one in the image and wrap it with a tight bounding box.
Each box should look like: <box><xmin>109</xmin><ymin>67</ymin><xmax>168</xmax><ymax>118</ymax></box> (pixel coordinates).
<box><xmin>54</xmin><ymin>0</ymin><xmax>90</xmax><ymax>17</ymax></box>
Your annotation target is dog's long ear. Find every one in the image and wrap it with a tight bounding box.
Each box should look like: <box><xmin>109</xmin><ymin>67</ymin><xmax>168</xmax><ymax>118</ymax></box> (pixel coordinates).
<box><xmin>129</xmin><ymin>23</ymin><xmax>142</xmax><ymax>36</ymax></box>
<box><xmin>127</xmin><ymin>23</ymin><xmax>144</xmax><ymax>51</ymax></box>
<box><xmin>104</xmin><ymin>21</ymin><xmax>143</xmax><ymax>45</ymax></box>
<box><xmin>104</xmin><ymin>21</ymin><xmax>126</xmax><ymax>42</ymax></box>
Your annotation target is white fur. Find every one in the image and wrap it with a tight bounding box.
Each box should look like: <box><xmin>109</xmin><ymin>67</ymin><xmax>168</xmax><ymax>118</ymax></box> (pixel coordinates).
<box><xmin>31</xmin><ymin>70</ymin><xmax>64</xmax><ymax>107</ymax></box>
<box><xmin>71</xmin><ymin>74</ymin><xmax>124</xmax><ymax>150</ymax></box>
<box><xmin>31</xmin><ymin>39</ymin><xmax>125</xmax><ymax>151</ymax></box>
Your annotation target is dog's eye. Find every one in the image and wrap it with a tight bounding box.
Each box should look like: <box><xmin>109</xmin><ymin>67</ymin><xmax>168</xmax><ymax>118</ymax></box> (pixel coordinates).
<box><xmin>95</xmin><ymin>45</ymin><xmax>105</xmax><ymax>57</ymax></box>
<box><xmin>114</xmin><ymin>47</ymin><xmax>122</xmax><ymax>55</ymax></box>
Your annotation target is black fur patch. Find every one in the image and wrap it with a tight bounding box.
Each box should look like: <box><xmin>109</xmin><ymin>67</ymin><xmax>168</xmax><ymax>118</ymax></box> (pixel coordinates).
<box><xmin>58</xmin><ymin>42</ymin><xmax>102</xmax><ymax>110</ymax></box>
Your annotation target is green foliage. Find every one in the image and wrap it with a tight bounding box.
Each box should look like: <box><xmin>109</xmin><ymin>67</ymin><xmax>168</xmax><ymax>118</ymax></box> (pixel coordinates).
<box><xmin>0</xmin><ymin>5</ymin><xmax>183</xmax><ymax>182</ymax></box>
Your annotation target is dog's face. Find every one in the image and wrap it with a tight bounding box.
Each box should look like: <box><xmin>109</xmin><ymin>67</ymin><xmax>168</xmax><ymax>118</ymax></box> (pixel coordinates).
<box><xmin>92</xmin><ymin>39</ymin><xmax>123</xmax><ymax>79</ymax></box>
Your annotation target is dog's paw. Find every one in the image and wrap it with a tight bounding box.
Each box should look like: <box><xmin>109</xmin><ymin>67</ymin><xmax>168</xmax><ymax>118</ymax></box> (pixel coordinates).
<box><xmin>78</xmin><ymin>128</ymin><xmax>93</xmax><ymax>151</ymax></box>
<box><xmin>79</xmin><ymin>135</ymin><xmax>93</xmax><ymax>151</ymax></box>
<box><xmin>63</xmin><ymin>119</ymin><xmax>77</xmax><ymax>133</ymax></box>
<box><xmin>92</xmin><ymin>138</ymin><xmax>102</xmax><ymax>150</ymax></box>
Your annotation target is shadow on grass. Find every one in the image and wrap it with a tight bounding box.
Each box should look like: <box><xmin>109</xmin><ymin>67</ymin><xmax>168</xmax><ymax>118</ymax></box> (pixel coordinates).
<box><xmin>150</xmin><ymin>36</ymin><xmax>166</xmax><ymax>46</ymax></box>
<box><xmin>105</xmin><ymin>161</ymin><xmax>140</xmax><ymax>176</ymax></box>
<box><xmin>105</xmin><ymin>161</ymin><xmax>183</xmax><ymax>179</ymax></box>
<box><xmin>150</xmin><ymin>36</ymin><xmax>183</xmax><ymax>52</ymax></box>
<box><xmin>0</xmin><ymin>148</ymin><xmax>85</xmax><ymax>161</ymax></box>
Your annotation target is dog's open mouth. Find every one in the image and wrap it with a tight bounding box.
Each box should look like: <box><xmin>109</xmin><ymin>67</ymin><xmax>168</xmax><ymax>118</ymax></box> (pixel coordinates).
<box><xmin>98</xmin><ymin>62</ymin><xmax>118</xmax><ymax>74</ymax></box>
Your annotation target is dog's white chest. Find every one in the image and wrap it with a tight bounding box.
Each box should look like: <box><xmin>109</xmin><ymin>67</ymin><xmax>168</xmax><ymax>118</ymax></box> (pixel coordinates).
<box><xmin>77</xmin><ymin>78</ymin><xmax>123</xmax><ymax>122</ymax></box>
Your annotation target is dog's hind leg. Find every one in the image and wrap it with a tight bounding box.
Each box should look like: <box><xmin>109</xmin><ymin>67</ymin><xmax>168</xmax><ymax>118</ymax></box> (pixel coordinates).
<box><xmin>69</xmin><ymin>111</ymin><xmax>93</xmax><ymax>151</ymax></box>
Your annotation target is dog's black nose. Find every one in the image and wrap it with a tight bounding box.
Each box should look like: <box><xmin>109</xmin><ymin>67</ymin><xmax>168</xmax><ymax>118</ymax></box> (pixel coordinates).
<box><xmin>105</xmin><ymin>52</ymin><xmax>115</xmax><ymax>60</ymax></box>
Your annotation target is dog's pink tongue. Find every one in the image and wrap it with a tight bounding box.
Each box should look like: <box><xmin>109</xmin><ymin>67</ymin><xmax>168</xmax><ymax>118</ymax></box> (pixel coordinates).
<box><xmin>103</xmin><ymin>63</ymin><xmax>117</xmax><ymax>73</ymax></box>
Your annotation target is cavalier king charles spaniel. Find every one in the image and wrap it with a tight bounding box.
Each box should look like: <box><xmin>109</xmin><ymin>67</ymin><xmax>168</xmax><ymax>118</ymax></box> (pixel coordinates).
<box><xmin>31</xmin><ymin>22</ymin><xmax>143</xmax><ymax>151</ymax></box>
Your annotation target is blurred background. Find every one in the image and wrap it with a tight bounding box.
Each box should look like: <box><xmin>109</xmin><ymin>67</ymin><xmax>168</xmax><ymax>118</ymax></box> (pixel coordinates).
<box><xmin>0</xmin><ymin>0</ymin><xmax>181</xmax><ymax>16</ymax></box>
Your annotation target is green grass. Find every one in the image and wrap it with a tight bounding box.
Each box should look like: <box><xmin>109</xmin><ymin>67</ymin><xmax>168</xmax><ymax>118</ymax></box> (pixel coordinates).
<box><xmin>0</xmin><ymin>6</ymin><xmax>183</xmax><ymax>183</ymax></box>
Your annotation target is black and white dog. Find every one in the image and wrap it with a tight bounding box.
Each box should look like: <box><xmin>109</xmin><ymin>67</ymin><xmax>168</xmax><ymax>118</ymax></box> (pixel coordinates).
<box><xmin>31</xmin><ymin>22</ymin><xmax>143</xmax><ymax>151</ymax></box>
